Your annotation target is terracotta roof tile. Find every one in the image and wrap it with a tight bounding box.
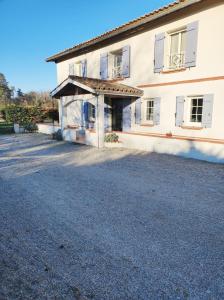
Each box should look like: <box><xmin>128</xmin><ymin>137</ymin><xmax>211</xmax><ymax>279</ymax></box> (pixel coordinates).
<box><xmin>51</xmin><ymin>76</ymin><xmax>143</xmax><ymax>98</ymax></box>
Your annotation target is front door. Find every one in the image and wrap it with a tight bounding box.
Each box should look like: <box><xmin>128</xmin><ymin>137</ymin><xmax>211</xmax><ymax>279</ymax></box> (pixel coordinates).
<box><xmin>112</xmin><ymin>99</ymin><xmax>131</xmax><ymax>132</ymax></box>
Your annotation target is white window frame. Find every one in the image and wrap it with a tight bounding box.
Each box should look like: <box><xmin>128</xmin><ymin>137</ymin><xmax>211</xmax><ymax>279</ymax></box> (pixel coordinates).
<box><xmin>165</xmin><ymin>27</ymin><xmax>187</xmax><ymax>70</ymax></box>
<box><xmin>184</xmin><ymin>95</ymin><xmax>204</xmax><ymax>127</ymax></box>
<box><xmin>88</xmin><ymin>103</ymin><xmax>96</xmax><ymax>122</ymax></box>
<box><xmin>109</xmin><ymin>49</ymin><xmax>123</xmax><ymax>79</ymax></box>
<box><xmin>141</xmin><ymin>98</ymin><xmax>154</xmax><ymax>125</ymax></box>
<box><xmin>68</xmin><ymin>63</ymin><xmax>75</xmax><ymax>76</ymax></box>
<box><xmin>75</xmin><ymin>62</ymin><xmax>82</xmax><ymax>77</ymax></box>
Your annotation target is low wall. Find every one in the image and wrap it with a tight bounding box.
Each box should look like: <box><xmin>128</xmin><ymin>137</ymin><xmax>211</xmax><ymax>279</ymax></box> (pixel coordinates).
<box><xmin>63</xmin><ymin>128</ymin><xmax>98</xmax><ymax>147</ymax></box>
<box><xmin>107</xmin><ymin>132</ymin><xmax>224</xmax><ymax>164</ymax></box>
<box><xmin>37</xmin><ymin>123</ymin><xmax>60</xmax><ymax>135</ymax></box>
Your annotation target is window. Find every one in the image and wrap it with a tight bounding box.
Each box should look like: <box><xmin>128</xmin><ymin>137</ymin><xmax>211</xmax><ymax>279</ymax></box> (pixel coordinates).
<box><xmin>141</xmin><ymin>99</ymin><xmax>154</xmax><ymax>124</ymax></box>
<box><xmin>69</xmin><ymin>63</ymin><xmax>75</xmax><ymax>76</ymax></box>
<box><xmin>146</xmin><ymin>100</ymin><xmax>154</xmax><ymax>121</ymax></box>
<box><xmin>168</xmin><ymin>29</ymin><xmax>186</xmax><ymax>69</ymax></box>
<box><xmin>75</xmin><ymin>62</ymin><xmax>82</xmax><ymax>76</ymax></box>
<box><xmin>190</xmin><ymin>97</ymin><xmax>203</xmax><ymax>123</ymax></box>
<box><xmin>110</xmin><ymin>49</ymin><xmax>123</xmax><ymax>79</ymax></box>
<box><xmin>88</xmin><ymin>103</ymin><xmax>95</xmax><ymax>120</ymax></box>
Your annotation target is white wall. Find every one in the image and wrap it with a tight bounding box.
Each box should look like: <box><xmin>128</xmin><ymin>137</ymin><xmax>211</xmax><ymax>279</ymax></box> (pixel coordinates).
<box><xmin>56</xmin><ymin>2</ymin><xmax>224</xmax><ymax>85</ymax></box>
<box><xmin>54</xmin><ymin>1</ymin><xmax>224</xmax><ymax>162</ymax></box>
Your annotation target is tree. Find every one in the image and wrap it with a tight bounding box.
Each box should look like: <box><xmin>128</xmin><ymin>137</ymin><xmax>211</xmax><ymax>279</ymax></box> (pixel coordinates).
<box><xmin>0</xmin><ymin>73</ymin><xmax>12</xmax><ymax>105</ymax></box>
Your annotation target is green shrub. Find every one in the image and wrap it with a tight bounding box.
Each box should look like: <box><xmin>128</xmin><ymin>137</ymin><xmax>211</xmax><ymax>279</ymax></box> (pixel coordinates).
<box><xmin>4</xmin><ymin>105</ymin><xmax>44</xmax><ymax>126</ymax></box>
<box><xmin>24</xmin><ymin>122</ymin><xmax>38</xmax><ymax>133</ymax></box>
<box><xmin>104</xmin><ymin>133</ymin><xmax>119</xmax><ymax>143</ymax></box>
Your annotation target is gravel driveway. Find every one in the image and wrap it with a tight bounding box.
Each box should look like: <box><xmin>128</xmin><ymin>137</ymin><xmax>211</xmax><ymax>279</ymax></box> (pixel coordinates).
<box><xmin>0</xmin><ymin>133</ymin><xmax>224</xmax><ymax>299</ymax></box>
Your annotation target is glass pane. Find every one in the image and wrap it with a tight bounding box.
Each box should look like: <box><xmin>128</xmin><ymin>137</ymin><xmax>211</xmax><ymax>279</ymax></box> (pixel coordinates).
<box><xmin>197</xmin><ymin>115</ymin><xmax>202</xmax><ymax>122</ymax></box>
<box><xmin>191</xmin><ymin>115</ymin><xmax>197</xmax><ymax>122</ymax></box>
<box><xmin>197</xmin><ymin>107</ymin><xmax>203</xmax><ymax>115</ymax></box>
<box><xmin>192</xmin><ymin>99</ymin><xmax>197</xmax><ymax>106</ymax></box>
<box><xmin>198</xmin><ymin>98</ymin><xmax>203</xmax><ymax>106</ymax></box>
<box><xmin>192</xmin><ymin>107</ymin><xmax>197</xmax><ymax>115</ymax></box>
<box><xmin>170</xmin><ymin>33</ymin><xmax>179</xmax><ymax>55</ymax></box>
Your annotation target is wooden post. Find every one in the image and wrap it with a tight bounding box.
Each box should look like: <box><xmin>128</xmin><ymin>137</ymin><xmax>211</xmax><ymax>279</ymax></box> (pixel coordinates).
<box><xmin>96</xmin><ymin>94</ymin><xmax>105</xmax><ymax>148</ymax></box>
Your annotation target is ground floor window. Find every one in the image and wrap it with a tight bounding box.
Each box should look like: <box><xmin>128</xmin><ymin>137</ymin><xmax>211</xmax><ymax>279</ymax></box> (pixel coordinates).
<box><xmin>88</xmin><ymin>103</ymin><xmax>95</xmax><ymax>120</ymax></box>
<box><xmin>146</xmin><ymin>100</ymin><xmax>154</xmax><ymax>121</ymax></box>
<box><xmin>141</xmin><ymin>98</ymin><xmax>154</xmax><ymax>124</ymax></box>
<box><xmin>190</xmin><ymin>97</ymin><xmax>203</xmax><ymax>123</ymax></box>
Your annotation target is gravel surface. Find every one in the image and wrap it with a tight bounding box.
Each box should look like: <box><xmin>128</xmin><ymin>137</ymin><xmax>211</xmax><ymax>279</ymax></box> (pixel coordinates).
<box><xmin>0</xmin><ymin>133</ymin><xmax>224</xmax><ymax>300</ymax></box>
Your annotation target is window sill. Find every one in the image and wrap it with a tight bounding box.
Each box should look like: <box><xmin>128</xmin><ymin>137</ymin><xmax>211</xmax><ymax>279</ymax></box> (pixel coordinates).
<box><xmin>109</xmin><ymin>77</ymin><xmax>125</xmax><ymax>82</ymax></box>
<box><xmin>140</xmin><ymin>123</ymin><xmax>154</xmax><ymax>127</ymax></box>
<box><xmin>181</xmin><ymin>125</ymin><xmax>203</xmax><ymax>130</ymax></box>
<box><xmin>162</xmin><ymin>68</ymin><xmax>186</xmax><ymax>74</ymax></box>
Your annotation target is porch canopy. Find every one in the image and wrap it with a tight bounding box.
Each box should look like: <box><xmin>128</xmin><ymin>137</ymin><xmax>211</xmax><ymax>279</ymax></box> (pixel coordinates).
<box><xmin>51</xmin><ymin>75</ymin><xmax>143</xmax><ymax>98</ymax></box>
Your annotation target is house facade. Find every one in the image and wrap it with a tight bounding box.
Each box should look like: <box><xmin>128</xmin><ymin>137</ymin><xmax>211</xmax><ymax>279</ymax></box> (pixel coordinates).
<box><xmin>47</xmin><ymin>0</ymin><xmax>224</xmax><ymax>163</ymax></box>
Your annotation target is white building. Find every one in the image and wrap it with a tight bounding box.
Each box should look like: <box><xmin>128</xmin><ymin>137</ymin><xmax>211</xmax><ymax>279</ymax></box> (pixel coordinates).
<box><xmin>46</xmin><ymin>0</ymin><xmax>224</xmax><ymax>163</ymax></box>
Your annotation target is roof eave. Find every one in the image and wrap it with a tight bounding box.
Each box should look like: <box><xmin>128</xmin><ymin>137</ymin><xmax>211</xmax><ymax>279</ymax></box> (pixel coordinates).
<box><xmin>46</xmin><ymin>0</ymin><xmax>203</xmax><ymax>63</ymax></box>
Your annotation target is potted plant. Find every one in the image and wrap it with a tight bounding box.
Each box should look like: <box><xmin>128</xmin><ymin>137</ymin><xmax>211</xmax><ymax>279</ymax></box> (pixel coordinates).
<box><xmin>166</xmin><ymin>131</ymin><xmax>173</xmax><ymax>138</ymax></box>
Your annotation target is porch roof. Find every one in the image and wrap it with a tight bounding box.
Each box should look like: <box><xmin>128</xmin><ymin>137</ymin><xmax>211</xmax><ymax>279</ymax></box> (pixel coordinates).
<box><xmin>51</xmin><ymin>76</ymin><xmax>144</xmax><ymax>98</ymax></box>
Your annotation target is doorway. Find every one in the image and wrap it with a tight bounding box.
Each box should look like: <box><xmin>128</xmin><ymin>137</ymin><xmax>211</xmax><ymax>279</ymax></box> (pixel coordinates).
<box><xmin>112</xmin><ymin>99</ymin><xmax>131</xmax><ymax>132</ymax></box>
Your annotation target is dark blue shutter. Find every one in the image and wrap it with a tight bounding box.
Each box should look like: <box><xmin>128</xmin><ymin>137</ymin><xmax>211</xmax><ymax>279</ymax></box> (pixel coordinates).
<box><xmin>121</xmin><ymin>45</ymin><xmax>130</xmax><ymax>78</ymax></box>
<box><xmin>81</xmin><ymin>59</ymin><xmax>87</xmax><ymax>77</ymax></box>
<box><xmin>100</xmin><ymin>53</ymin><xmax>108</xmax><ymax>80</ymax></box>
<box><xmin>83</xmin><ymin>102</ymin><xmax>89</xmax><ymax>123</ymax></box>
<box><xmin>185</xmin><ymin>21</ymin><xmax>199</xmax><ymax>68</ymax></box>
<box><xmin>202</xmin><ymin>94</ymin><xmax>214</xmax><ymax>128</ymax></box>
<box><xmin>153</xmin><ymin>97</ymin><xmax>161</xmax><ymax>125</ymax></box>
<box><xmin>135</xmin><ymin>98</ymin><xmax>141</xmax><ymax>124</ymax></box>
<box><xmin>154</xmin><ymin>33</ymin><xmax>165</xmax><ymax>73</ymax></box>
<box><xmin>175</xmin><ymin>96</ymin><xmax>185</xmax><ymax>126</ymax></box>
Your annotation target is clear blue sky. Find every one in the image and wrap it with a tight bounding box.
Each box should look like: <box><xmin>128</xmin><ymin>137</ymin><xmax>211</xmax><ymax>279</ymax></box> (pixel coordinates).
<box><xmin>0</xmin><ymin>0</ymin><xmax>171</xmax><ymax>93</ymax></box>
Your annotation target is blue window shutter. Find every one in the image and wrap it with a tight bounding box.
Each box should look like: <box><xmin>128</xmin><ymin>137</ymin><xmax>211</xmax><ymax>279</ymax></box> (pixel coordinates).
<box><xmin>135</xmin><ymin>98</ymin><xmax>141</xmax><ymax>124</ymax></box>
<box><xmin>81</xmin><ymin>59</ymin><xmax>87</xmax><ymax>77</ymax></box>
<box><xmin>176</xmin><ymin>96</ymin><xmax>185</xmax><ymax>126</ymax></box>
<box><xmin>100</xmin><ymin>53</ymin><xmax>108</xmax><ymax>80</ymax></box>
<box><xmin>153</xmin><ymin>97</ymin><xmax>161</xmax><ymax>125</ymax></box>
<box><xmin>69</xmin><ymin>63</ymin><xmax>74</xmax><ymax>76</ymax></box>
<box><xmin>185</xmin><ymin>21</ymin><xmax>199</xmax><ymax>68</ymax></box>
<box><xmin>83</xmin><ymin>102</ymin><xmax>89</xmax><ymax>123</ymax></box>
<box><xmin>154</xmin><ymin>33</ymin><xmax>165</xmax><ymax>73</ymax></box>
<box><xmin>202</xmin><ymin>94</ymin><xmax>214</xmax><ymax>128</ymax></box>
<box><xmin>121</xmin><ymin>45</ymin><xmax>130</xmax><ymax>78</ymax></box>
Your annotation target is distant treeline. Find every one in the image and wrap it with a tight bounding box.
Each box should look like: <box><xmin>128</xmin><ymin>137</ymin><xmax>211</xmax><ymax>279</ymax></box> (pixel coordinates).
<box><xmin>0</xmin><ymin>72</ymin><xmax>57</xmax><ymax>109</ymax></box>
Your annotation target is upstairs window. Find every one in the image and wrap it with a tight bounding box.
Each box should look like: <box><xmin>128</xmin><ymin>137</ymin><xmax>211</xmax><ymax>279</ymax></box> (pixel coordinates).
<box><xmin>68</xmin><ymin>60</ymin><xmax>87</xmax><ymax>77</ymax></box>
<box><xmin>168</xmin><ymin>29</ymin><xmax>186</xmax><ymax>70</ymax></box>
<box><xmin>100</xmin><ymin>45</ymin><xmax>130</xmax><ymax>80</ymax></box>
<box><xmin>154</xmin><ymin>21</ymin><xmax>199</xmax><ymax>73</ymax></box>
<box><xmin>75</xmin><ymin>62</ymin><xmax>83</xmax><ymax>77</ymax></box>
<box><xmin>111</xmin><ymin>50</ymin><xmax>123</xmax><ymax>79</ymax></box>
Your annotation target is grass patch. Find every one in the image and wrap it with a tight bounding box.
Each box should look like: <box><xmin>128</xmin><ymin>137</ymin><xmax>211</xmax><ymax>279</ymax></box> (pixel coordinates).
<box><xmin>0</xmin><ymin>122</ymin><xmax>14</xmax><ymax>134</ymax></box>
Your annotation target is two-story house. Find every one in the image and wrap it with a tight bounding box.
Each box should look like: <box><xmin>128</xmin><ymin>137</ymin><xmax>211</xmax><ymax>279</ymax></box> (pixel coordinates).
<box><xmin>46</xmin><ymin>0</ymin><xmax>224</xmax><ymax>163</ymax></box>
